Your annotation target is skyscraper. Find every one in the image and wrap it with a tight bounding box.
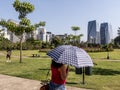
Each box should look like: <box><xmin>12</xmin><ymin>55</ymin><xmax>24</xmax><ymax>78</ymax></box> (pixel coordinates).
<box><xmin>100</xmin><ymin>22</ymin><xmax>112</xmax><ymax>45</ymax></box>
<box><xmin>87</xmin><ymin>20</ymin><xmax>100</xmax><ymax>44</ymax></box>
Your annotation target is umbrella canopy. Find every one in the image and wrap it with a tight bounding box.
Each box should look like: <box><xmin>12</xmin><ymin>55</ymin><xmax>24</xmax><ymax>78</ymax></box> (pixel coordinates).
<box><xmin>47</xmin><ymin>45</ymin><xmax>93</xmax><ymax>68</ymax></box>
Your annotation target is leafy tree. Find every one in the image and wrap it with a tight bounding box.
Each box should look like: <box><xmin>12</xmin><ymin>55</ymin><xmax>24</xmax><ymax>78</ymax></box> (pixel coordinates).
<box><xmin>41</xmin><ymin>42</ymin><xmax>51</xmax><ymax>49</ymax></box>
<box><xmin>0</xmin><ymin>0</ymin><xmax>35</xmax><ymax>63</ymax></box>
<box><xmin>64</xmin><ymin>34</ymin><xmax>72</xmax><ymax>44</ymax></box>
<box><xmin>0</xmin><ymin>28</ymin><xmax>4</xmax><ymax>41</ymax></box>
<box><xmin>71</xmin><ymin>26</ymin><xmax>80</xmax><ymax>35</ymax></box>
<box><xmin>51</xmin><ymin>36</ymin><xmax>62</xmax><ymax>47</ymax></box>
<box><xmin>0</xmin><ymin>37</ymin><xmax>13</xmax><ymax>50</ymax></box>
<box><xmin>34</xmin><ymin>21</ymin><xmax>46</xmax><ymax>29</ymax></box>
<box><xmin>34</xmin><ymin>21</ymin><xmax>46</xmax><ymax>50</ymax></box>
<box><xmin>71</xmin><ymin>26</ymin><xmax>83</xmax><ymax>45</ymax></box>
<box><xmin>33</xmin><ymin>40</ymin><xmax>42</xmax><ymax>49</ymax></box>
<box><xmin>75</xmin><ymin>34</ymin><xmax>83</xmax><ymax>45</ymax></box>
<box><xmin>114</xmin><ymin>36</ymin><xmax>120</xmax><ymax>46</ymax></box>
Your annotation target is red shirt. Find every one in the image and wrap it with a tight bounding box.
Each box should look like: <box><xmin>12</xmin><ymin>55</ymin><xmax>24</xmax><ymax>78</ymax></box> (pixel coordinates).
<box><xmin>51</xmin><ymin>66</ymin><xmax>66</xmax><ymax>84</ymax></box>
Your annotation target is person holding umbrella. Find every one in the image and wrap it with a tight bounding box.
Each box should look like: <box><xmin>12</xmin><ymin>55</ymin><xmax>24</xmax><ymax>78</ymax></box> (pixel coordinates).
<box><xmin>49</xmin><ymin>60</ymin><xmax>69</xmax><ymax>90</ymax></box>
<box><xmin>47</xmin><ymin>45</ymin><xmax>94</xmax><ymax>85</ymax></box>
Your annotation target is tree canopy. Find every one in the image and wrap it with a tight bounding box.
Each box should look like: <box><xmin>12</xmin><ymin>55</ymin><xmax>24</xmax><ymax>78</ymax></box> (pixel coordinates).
<box><xmin>0</xmin><ymin>0</ymin><xmax>35</xmax><ymax>63</ymax></box>
<box><xmin>13</xmin><ymin>0</ymin><xmax>34</xmax><ymax>19</ymax></box>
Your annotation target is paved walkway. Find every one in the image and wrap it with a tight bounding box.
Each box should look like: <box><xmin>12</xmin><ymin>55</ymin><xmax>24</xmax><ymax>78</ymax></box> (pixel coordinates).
<box><xmin>0</xmin><ymin>74</ymin><xmax>89</xmax><ymax>90</ymax></box>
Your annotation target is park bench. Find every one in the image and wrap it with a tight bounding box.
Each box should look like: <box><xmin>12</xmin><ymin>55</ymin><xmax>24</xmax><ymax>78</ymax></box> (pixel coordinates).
<box><xmin>32</xmin><ymin>54</ymin><xmax>40</xmax><ymax>57</ymax></box>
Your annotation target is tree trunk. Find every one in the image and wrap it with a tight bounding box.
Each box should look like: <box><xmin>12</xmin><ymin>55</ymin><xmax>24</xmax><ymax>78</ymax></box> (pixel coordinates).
<box><xmin>19</xmin><ymin>35</ymin><xmax>23</xmax><ymax>63</ymax></box>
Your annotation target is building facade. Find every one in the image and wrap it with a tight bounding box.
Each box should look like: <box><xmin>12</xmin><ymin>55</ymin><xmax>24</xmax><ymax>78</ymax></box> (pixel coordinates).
<box><xmin>37</xmin><ymin>27</ymin><xmax>47</xmax><ymax>42</ymax></box>
<box><xmin>1</xmin><ymin>19</ymin><xmax>52</xmax><ymax>43</ymax></box>
<box><xmin>87</xmin><ymin>20</ymin><xmax>100</xmax><ymax>44</ymax></box>
<box><xmin>46</xmin><ymin>32</ymin><xmax>52</xmax><ymax>42</ymax></box>
<box><xmin>100</xmin><ymin>22</ymin><xmax>113</xmax><ymax>45</ymax></box>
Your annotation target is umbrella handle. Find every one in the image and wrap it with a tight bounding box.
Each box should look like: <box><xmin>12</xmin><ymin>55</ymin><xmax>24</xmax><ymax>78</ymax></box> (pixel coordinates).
<box><xmin>82</xmin><ymin>67</ymin><xmax>85</xmax><ymax>84</ymax></box>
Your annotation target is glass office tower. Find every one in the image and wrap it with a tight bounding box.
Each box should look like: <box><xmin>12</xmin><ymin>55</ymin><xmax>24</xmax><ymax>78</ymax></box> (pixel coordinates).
<box><xmin>100</xmin><ymin>23</ymin><xmax>112</xmax><ymax>45</ymax></box>
<box><xmin>87</xmin><ymin>20</ymin><xmax>100</xmax><ymax>44</ymax></box>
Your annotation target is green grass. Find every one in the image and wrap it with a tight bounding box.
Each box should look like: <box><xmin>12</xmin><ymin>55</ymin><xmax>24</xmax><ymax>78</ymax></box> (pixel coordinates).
<box><xmin>0</xmin><ymin>49</ymin><xmax>120</xmax><ymax>90</ymax></box>
<box><xmin>89</xmin><ymin>49</ymin><xmax>120</xmax><ymax>60</ymax></box>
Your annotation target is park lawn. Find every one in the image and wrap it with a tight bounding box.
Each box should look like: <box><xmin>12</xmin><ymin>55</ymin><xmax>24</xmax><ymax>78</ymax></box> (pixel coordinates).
<box><xmin>0</xmin><ymin>49</ymin><xmax>120</xmax><ymax>90</ymax></box>
<box><xmin>88</xmin><ymin>49</ymin><xmax>120</xmax><ymax>60</ymax></box>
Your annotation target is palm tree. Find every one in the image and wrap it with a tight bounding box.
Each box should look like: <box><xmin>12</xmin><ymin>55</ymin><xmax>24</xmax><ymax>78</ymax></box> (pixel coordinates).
<box><xmin>71</xmin><ymin>26</ymin><xmax>83</xmax><ymax>45</ymax></box>
<box><xmin>71</xmin><ymin>26</ymin><xmax>80</xmax><ymax>36</ymax></box>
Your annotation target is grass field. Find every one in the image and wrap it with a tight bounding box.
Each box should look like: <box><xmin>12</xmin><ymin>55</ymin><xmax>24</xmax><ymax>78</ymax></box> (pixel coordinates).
<box><xmin>0</xmin><ymin>49</ymin><xmax>120</xmax><ymax>90</ymax></box>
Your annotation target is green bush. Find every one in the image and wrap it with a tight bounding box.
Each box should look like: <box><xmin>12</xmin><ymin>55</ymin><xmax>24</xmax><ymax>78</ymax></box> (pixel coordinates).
<box><xmin>84</xmin><ymin>47</ymin><xmax>114</xmax><ymax>52</ymax></box>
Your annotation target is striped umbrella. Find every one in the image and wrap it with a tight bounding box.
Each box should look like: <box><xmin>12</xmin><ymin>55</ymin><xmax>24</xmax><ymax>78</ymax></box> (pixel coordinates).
<box><xmin>47</xmin><ymin>45</ymin><xmax>93</xmax><ymax>68</ymax></box>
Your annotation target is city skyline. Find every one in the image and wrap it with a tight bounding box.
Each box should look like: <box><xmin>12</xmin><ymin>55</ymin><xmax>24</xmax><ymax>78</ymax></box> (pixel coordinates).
<box><xmin>88</xmin><ymin>20</ymin><xmax>113</xmax><ymax>45</ymax></box>
<box><xmin>0</xmin><ymin>0</ymin><xmax>120</xmax><ymax>41</ymax></box>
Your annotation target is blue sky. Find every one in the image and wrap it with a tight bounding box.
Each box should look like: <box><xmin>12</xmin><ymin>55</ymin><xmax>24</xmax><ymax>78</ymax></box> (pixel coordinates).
<box><xmin>0</xmin><ymin>0</ymin><xmax>120</xmax><ymax>41</ymax></box>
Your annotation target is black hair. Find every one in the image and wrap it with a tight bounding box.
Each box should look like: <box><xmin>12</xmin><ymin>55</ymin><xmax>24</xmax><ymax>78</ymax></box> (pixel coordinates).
<box><xmin>51</xmin><ymin>60</ymin><xmax>63</xmax><ymax>68</ymax></box>
<box><xmin>7</xmin><ymin>47</ymin><xmax>11</xmax><ymax>51</ymax></box>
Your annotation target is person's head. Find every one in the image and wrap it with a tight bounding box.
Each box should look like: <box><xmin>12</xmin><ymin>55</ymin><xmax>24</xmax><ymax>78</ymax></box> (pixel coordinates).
<box><xmin>51</xmin><ymin>60</ymin><xmax>63</xmax><ymax>68</ymax></box>
<box><xmin>7</xmin><ymin>47</ymin><xmax>9</xmax><ymax>50</ymax></box>
<box><xmin>7</xmin><ymin>47</ymin><xmax>11</xmax><ymax>51</ymax></box>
